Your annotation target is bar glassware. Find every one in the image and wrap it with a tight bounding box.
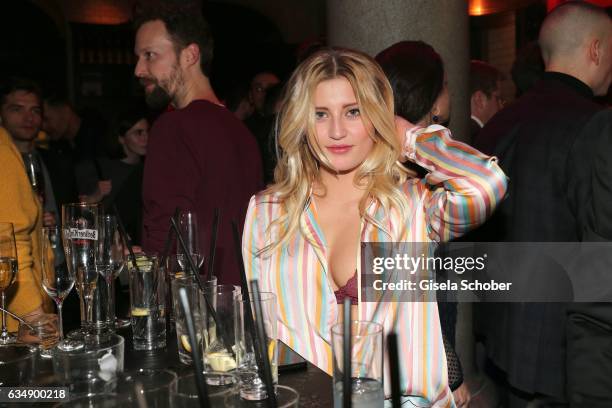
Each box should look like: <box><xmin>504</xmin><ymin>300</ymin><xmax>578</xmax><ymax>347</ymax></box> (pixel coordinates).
<box><xmin>128</xmin><ymin>253</ymin><xmax>166</xmax><ymax>350</ymax></box>
<box><xmin>0</xmin><ymin>222</ymin><xmax>18</xmax><ymax>345</ymax></box>
<box><xmin>235</xmin><ymin>291</ymin><xmax>278</xmax><ymax>400</ymax></box>
<box><xmin>202</xmin><ymin>284</ymin><xmax>240</xmax><ymax>385</ymax></box>
<box><xmin>171</xmin><ymin>275</ymin><xmax>204</xmax><ymax>365</ymax></box>
<box><xmin>96</xmin><ymin>214</ymin><xmax>125</xmax><ymax>332</ymax></box>
<box><xmin>331</xmin><ymin>320</ymin><xmax>384</xmax><ymax>408</ymax></box>
<box><xmin>62</xmin><ymin>203</ymin><xmax>99</xmax><ymax>344</ymax></box>
<box><xmin>176</xmin><ymin>211</ymin><xmax>204</xmax><ymax>272</ymax></box>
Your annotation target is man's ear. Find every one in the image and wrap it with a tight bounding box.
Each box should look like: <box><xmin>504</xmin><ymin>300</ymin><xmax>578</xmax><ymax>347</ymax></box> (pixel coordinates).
<box><xmin>589</xmin><ymin>38</ymin><xmax>601</xmax><ymax>66</ymax></box>
<box><xmin>181</xmin><ymin>43</ymin><xmax>201</xmax><ymax>68</ymax></box>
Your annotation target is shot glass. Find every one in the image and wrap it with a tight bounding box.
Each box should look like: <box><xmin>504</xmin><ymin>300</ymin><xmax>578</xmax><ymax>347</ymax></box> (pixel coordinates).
<box><xmin>128</xmin><ymin>253</ymin><xmax>166</xmax><ymax>351</ymax></box>
<box><xmin>18</xmin><ymin>313</ymin><xmax>59</xmax><ymax>358</ymax></box>
<box><xmin>235</xmin><ymin>291</ymin><xmax>278</xmax><ymax>401</ymax></box>
<box><xmin>202</xmin><ymin>285</ymin><xmax>240</xmax><ymax>385</ymax></box>
<box><xmin>331</xmin><ymin>320</ymin><xmax>384</xmax><ymax>408</ymax></box>
<box><xmin>171</xmin><ymin>275</ymin><xmax>204</xmax><ymax>365</ymax></box>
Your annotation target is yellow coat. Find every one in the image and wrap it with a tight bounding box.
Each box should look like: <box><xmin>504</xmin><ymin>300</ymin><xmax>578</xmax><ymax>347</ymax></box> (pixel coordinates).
<box><xmin>0</xmin><ymin>127</ymin><xmax>48</xmax><ymax>331</ymax></box>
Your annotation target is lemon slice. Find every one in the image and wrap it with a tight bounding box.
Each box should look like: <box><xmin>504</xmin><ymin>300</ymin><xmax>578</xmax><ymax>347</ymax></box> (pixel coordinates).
<box><xmin>268</xmin><ymin>340</ymin><xmax>275</xmax><ymax>362</ymax></box>
<box><xmin>131</xmin><ymin>307</ymin><xmax>150</xmax><ymax>317</ymax></box>
<box><xmin>206</xmin><ymin>352</ymin><xmax>236</xmax><ymax>372</ymax></box>
<box><xmin>180</xmin><ymin>335</ymin><xmax>192</xmax><ymax>353</ymax></box>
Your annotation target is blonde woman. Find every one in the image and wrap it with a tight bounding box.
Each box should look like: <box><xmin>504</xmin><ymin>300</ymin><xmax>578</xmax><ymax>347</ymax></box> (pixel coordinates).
<box><xmin>242</xmin><ymin>48</ymin><xmax>507</xmax><ymax>407</ymax></box>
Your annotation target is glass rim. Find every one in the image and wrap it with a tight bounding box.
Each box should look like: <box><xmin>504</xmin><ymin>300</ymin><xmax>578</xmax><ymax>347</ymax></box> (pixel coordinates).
<box><xmin>0</xmin><ymin>343</ymin><xmax>37</xmax><ymax>365</ymax></box>
<box><xmin>242</xmin><ymin>291</ymin><xmax>276</xmax><ymax>303</ymax></box>
<box><xmin>205</xmin><ymin>284</ymin><xmax>240</xmax><ymax>294</ymax></box>
<box><xmin>276</xmin><ymin>385</ymin><xmax>300</xmax><ymax>407</ymax></box>
<box><xmin>62</xmin><ymin>202</ymin><xmax>100</xmax><ymax>209</ymax></box>
<box><xmin>114</xmin><ymin>368</ymin><xmax>178</xmax><ymax>392</ymax></box>
<box><xmin>330</xmin><ymin>320</ymin><xmax>384</xmax><ymax>337</ymax></box>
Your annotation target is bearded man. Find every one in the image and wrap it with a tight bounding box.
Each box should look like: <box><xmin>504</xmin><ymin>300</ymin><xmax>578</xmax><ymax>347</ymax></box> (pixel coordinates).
<box><xmin>133</xmin><ymin>2</ymin><xmax>262</xmax><ymax>284</ymax></box>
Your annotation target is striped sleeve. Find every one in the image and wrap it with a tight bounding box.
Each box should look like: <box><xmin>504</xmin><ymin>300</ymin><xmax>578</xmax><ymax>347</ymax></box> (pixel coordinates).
<box><xmin>242</xmin><ymin>195</ymin><xmax>263</xmax><ymax>283</ymax></box>
<box><xmin>404</xmin><ymin>125</ymin><xmax>507</xmax><ymax>242</ymax></box>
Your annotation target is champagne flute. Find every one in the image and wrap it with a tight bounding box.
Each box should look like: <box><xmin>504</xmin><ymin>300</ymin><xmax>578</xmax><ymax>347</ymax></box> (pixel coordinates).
<box><xmin>176</xmin><ymin>211</ymin><xmax>204</xmax><ymax>273</ymax></box>
<box><xmin>0</xmin><ymin>223</ymin><xmax>18</xmax><ymax>345</ymax></box>
<box><xmin>96</xmin><ymin>214</ymin><xmax>125</xmax><ymax>332</ymax></box>
<box><xmin>62</xmin><ymin>203</ymin><xmax>99</xmax><ymax>344</ymax></box>
<box><xmin>40</xmin><ymin>226</ymin><xmax>81</xmax><ymax>351</ymax></box>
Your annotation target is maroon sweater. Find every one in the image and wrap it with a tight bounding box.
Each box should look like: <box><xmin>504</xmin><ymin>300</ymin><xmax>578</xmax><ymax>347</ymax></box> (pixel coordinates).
<box><xmin>142</xmin><ymin>100</ymin><xmax>263</xmax><ymax>285</ymax></box>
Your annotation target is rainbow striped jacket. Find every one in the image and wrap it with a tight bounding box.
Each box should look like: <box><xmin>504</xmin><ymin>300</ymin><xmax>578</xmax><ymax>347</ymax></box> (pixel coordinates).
<box><xmin>242</xmin><ymin>125</ymin><xmax>507</xmax><ymax>407</ymax></box>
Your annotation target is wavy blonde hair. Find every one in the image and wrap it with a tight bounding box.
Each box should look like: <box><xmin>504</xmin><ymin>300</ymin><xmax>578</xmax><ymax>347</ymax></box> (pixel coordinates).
<box><xmin>262</xmin><ymin>48</ymin><xmax>411</xmax><ymax>255</ymax></box>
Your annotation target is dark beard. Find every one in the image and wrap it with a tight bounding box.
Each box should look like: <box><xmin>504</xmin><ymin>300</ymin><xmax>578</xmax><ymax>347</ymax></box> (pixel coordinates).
<box><xmin>144</xmin><ymin>85</ymin><xmax>172</xmax><ymax>110</ymax></box>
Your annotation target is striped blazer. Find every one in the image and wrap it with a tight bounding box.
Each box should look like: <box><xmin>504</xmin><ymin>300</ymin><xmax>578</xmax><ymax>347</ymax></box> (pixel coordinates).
<box><xmin>242</xmin><ymin>125</ymin><xmax>507</xmax><ymax>407</ymax></box>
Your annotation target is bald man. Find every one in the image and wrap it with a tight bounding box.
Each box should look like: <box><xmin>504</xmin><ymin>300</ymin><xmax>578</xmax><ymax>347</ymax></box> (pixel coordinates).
<box><xmin>472</xmin><ymin>2</ymin><xmax>612</xmax><ymax>407</ymax></box>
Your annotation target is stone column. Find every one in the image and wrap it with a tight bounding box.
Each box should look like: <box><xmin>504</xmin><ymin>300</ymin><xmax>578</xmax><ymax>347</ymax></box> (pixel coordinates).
<box><xmin>326</xmin><ymin>0</ymin><xmax>471</xmax><ymax>142</ymax></box>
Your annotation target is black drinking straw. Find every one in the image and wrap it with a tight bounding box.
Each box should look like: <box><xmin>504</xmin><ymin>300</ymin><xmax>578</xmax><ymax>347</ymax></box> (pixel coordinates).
<box><xmin>112</xmin><ymin>204</ymin><xmax>139</xmax><ymax>273</ymax></box>
<box><xmin>205</xmin><ymin>208</ymin><xmax>220</xmax><ymax>282</ymax></box>
<box><xmin>249</xmin><ymin>279</ymin><xmax>278</xmax><ymax>407</ymax></box>
<box><xmin>172</xmin><ymin>217</ymin><xmax>236</xmax><ymax>360</ymax></box>
<box><xmin>387</xmin><ymin>332</ymin><xmax>402</xmax><ymax>408</ymax></box>
<box><xmin>178</xmin><ymin>287</ymin><xmax>210</xmax><ymax>406</ymax></box>
<box><xmin>343</xmin><ymin>297</ymin><xmax>352</xmax><ymax>408</ymax></box>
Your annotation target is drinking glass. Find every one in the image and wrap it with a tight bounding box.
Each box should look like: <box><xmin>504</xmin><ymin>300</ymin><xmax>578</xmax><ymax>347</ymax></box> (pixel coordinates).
<box><xmin>236</xmin><ymin>291</ymin><xmax>278</xmax><ymax>400</ymax></box>
<box><xmin>171</xmin><ymin>275</ymin><xmax>205</xmax><ymax>365</ymax></box>
<box><xmin>110</xmin><ymin>368</ymin><xmax>177</xmax><ymax>407</ymax></box>
<box><xmin>96</xmin><ymin>214</ymin><xmax>125</xmax><ymax>332</ymax></box>
<box><xmin>22</xmin><ymin>152</ymin><xmax>45</xmax><ymax>204</ymax></box>
<box><xmin>41</xmin><ymin>226</ymin><xmax>79</xmax><ymax>351</ymax></box>
<box><xmin>128</xmin><ymin>253</ymin><xmax>166</xmax><ymax>350</ymax></box>
<box><xmin>18</xmin><ymin>313</ymin><xmax>59</xmax><ymax>357</ymax></box>
<box><xmin>62</xmin><ymin>203</ymin><xmax>99</xmax><ymax>344</ymax></box>
<box><xmin>0</xmin><ymin>222</ymin><xmax>18</xmax><ymax>345</ymax></box>
<box><xmin>176</xmin><ymin>211</ymin><xmax>204</xmax><ymax>272</ymax></box>
<box><xmin>201</xmin><ymin>285</ymin><xmax>240</xmax><ymax>385</ymax></box>
<box><xmin>171</xmin><ymin>371</ymin><xmax>239</xmax><ymax>407</ymax></box>
<box><xmin>331</xmin><ymin>320</ymin><xmax>384</xmax><ymax>408</ymax></box>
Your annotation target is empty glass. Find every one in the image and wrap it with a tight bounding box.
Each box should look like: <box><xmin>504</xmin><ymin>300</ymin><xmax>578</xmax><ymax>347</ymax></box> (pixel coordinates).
<box><xmin>128</xmin><ymin>253</ymin><xmax>166</xmax><ymax>350</ymax></box>
<box><xmin>96</xmin><ymin>214</ymin><xmax>125</xmax><ymax>332</ymax></box>
<box><xmin>18</xmin><ymin>313</ymin><xmax>59</xmax><ymax>358</ymax></box>
<box><xmin>41</xmin><ymin>226</ymin><xmax>79</xmax><ymax>351</ymax></box>
<box><xmin>331</xmin><ymin>320</ymin><xmax>384</xmax><ymax>408</ymax></box>
<box><xmin>62</xmin><ymin>203</ymin><xmax>100</xmax><ymax>345</ymax></box>
<box><xmin>176</xmin><ymin>211</ymin><xmax>204</xmax><ymax>273</ymax></box>
<box><xmin>0</xmin><ymin>222</ymin><xmax>18</xmax><ymax>345</ymax></box>
<box><xmin>0</xmin><ymin>344</ymin><xmax>36</xmax><ymax>385</ymax></box>
<box><xmin>235</xmin><ymin>291</ymin><xmax>278</xmax><ymax>400</ymax></box>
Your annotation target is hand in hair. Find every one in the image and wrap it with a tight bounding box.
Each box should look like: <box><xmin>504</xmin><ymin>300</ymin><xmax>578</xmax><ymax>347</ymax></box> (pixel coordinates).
<box><xmin>394</xmin><ymin>115</ymin><xmax>416</xmax><ymax>163</ymax></box>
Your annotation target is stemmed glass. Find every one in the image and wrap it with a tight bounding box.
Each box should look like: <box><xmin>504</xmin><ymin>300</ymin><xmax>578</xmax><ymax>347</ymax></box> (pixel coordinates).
<box><xmin>177</xmin><ymin>211</ymin><xmax>204</xmax><ymax>272</ymax></box>
<box><xmin>96</xmin><ymin>214</ymin><xmax>125</xmax><ymax>332</ymax></box>
<box><xmin>0</xmin><ymin>222</ymin><xmax>18</xmax><ymax>345</ymax></box>
<box><xmin>40</xmin><ymin>226</ymin><xmax>81</xmax><ymax>351</ymax></box>
<box><xmin>62</xmin><ymin>203</ymin><xmax>99</xmax><ymax>344</ymax></box>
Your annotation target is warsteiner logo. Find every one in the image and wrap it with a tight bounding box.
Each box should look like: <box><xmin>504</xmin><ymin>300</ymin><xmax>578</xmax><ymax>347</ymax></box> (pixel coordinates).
<box><xmin>68</xmin><ymin>228</ymin><xmax>98</xmax><ymax>240</ymax></box>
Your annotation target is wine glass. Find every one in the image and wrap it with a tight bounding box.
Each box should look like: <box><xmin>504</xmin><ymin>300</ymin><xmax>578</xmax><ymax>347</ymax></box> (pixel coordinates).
<box><xmin>40</xmin><ymin>226</ymin><xmax>81</xmax><ymax>351</ymax></box>
<box><xmin>0</xmin><ymin>222</ymin><xmax>18</xmax><ymax>345</ymax></box>
<box><xmin>62</xmin><ymin>203</ymin><xmax>99</xmax><ymax>344</ymax></box>
<box><xmin>96</xmin><ymin>214</ymin><xmax>125</xmax><ymax>332</ymax></box>
<box><xmin>176</xmin><ymin>211</ymin><xmax>204</xmax><ymax>273</ymax></box>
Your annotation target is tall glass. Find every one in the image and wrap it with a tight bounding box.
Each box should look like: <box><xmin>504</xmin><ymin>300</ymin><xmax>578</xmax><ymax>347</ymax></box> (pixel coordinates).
<box><xmin>40</xmin><ymin>226</ymin><xmax>79</xmax><ymax>351</ymax></box>
<box><xmin>202</xmin><ymin>285</ymin><xmax>240</xmax><ymax>384</ymax></box>
<box><xmin>0</xmin><ymin>222</ymin><xmax>18</xmax><ymax>345</ymax></box>
<box><xmin>331</xmin><ymin>320</ymin><xmax>384</xmax><ymax>408</ymax></box>
<box><xmin>96</xmin><ymin>214</ymin><xmax>125</xmax><ymax>332</ymax></box>
<box><xmin>128</xmin><ymin>253</ymin><xmax>166</xmax><ymax>350</ymax></box>
<box><xmin>171</xmin><ymin>275</ymin><xmax>204</xmax><ymax>365</ymax></box>
<box><xmin>236</xmin><ymin>291</ymin><xmax>278</xmax><ymax>400</ymax></box>
<box><xmin>176</xmin><ymin>211</ymin><xmax>204</xmax><ymax>272</ymax></box>
<box><xmin>62</xmin><ymin>203</ymin><xmax>99</xmax><ymax>344</ymax></box>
